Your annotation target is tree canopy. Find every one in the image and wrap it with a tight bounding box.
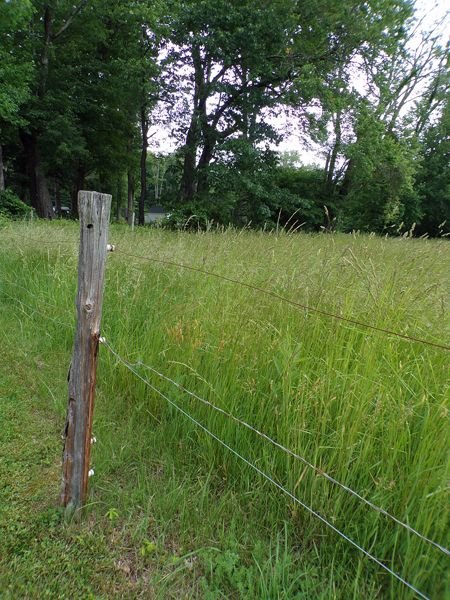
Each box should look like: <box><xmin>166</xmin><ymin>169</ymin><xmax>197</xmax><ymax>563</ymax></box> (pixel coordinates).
<box><xmin>1</xmin><ymin>0</ymin><xmax>448</xmax><ymax>235</ymax></box>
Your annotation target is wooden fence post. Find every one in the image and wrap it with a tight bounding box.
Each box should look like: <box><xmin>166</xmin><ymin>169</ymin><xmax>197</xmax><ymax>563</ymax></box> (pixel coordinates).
<box><xmin>61</xmin><ymin>190</ymin><xmax>111</xmax><ymax>514</ymax></box>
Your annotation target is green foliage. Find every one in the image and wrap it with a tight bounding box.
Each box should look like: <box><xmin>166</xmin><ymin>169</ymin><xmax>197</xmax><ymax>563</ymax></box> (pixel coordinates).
<box><xmin>272</xmin><ymin>165</ymin><xmax>329</xmax><ymax>229</ymax></box>
<box><xmin>2</xmin><ymin>0</ymin><xmax>163</xmax><ymax>218</ymax></box>
<box><xmin>199</xmin><ymin>534</ymin><xmax>309</xmax><ymax>599</ymax></box>
<box><xmin>164</xmin><ymin>203</ymin><xmax>215</xmax><ymax>230</ymax></box>
<box><xmin>0</xmin><ymin>0</ymin><xmax>34</xmax><ymax>125</ymax></box>
<box><xmin>209</xmin><ymin>143</ymin><xmax>282</xmax><ymax>227</ymax></box>
<box><xmin>416</xmin><ymin>100</ymin><xmax>450</xmax><ymax>236</ymax></box>
<box><xmin>0</xmin><ymin>0</ymin><xmax>447</xmax><ymax>233</ymax></box>
<box><xmin>341</xmin><ymin>110</ymin><xmax>422</xmax><ymax>233</ymax></box>
<box><xmin>139</xmin><ymin>540</ymin><xmax>158</xmax><ymax>557</ymax></box>
<box><xmin>165</xmin><ymin>144</ymin><xmax>328</xmax><ymax>230</ymax></box>
<box><xmin>0</xmin><ymin>189</ymin><xmax>29</xmax><ymax>219</ymax></box>
<box><xmin>105</xmin><ymin>507</ymin><xmax>120</xmax><ymax>522</ymax></box>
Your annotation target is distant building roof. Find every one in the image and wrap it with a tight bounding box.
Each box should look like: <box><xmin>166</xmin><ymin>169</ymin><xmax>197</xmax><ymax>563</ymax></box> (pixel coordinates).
<box><xmin>144</xmin><ymin>205</ymin><xmax>168</xmax><ymax>224</ymax></box>
<box><xmin>148</xmin><ymin>205</ymin><xmax>166</xmax><ymax>214</ymax></box>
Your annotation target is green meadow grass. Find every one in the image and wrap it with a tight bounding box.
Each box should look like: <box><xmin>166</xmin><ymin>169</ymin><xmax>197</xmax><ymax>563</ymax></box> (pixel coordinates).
<box><xmin>0</xmin><ymin>221</ymin><xmax>448</xmax><ymax>599</ymax></box>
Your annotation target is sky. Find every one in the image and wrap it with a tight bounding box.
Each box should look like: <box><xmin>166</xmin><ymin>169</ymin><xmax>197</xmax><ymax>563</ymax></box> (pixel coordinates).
<box><xmin>272</xmin><ymin>0</ymin><xmax>449</xmax><ymax>165</ymax></box>
<box><xmin>148</xmin><ymin>0</ymin><xmax>449</xmax><ymax>166</ymax></box>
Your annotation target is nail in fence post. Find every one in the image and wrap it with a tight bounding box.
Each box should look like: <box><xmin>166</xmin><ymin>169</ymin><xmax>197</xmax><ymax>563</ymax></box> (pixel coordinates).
<box><xmin>61</xmin><ymin>190</ymin><xmax>111</xmax><ymax>515</ymax></box>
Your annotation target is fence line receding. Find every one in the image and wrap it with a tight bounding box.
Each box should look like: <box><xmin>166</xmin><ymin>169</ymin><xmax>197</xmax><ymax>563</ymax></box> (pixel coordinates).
<box><xmin>115</xmin><ymin>249</ymin><xmax>450</xmax><ymax>352</ymax></box>
<box><xmin>101</xmin><ymin>338</ymin><xmax>432</xmax><ymax>600</ymax></box>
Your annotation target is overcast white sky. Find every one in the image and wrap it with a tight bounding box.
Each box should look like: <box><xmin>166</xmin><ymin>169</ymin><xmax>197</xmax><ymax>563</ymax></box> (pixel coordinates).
<box><xmin>149</xmin><ymin>0</ymin><xmax>449</xmax><ymax>165</ymax></box>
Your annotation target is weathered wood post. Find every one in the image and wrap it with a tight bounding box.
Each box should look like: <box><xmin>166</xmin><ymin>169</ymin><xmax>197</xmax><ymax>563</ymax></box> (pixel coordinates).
<box><xmin>61</xmin><ymin>191</ymin><xmax>111</xmax><ymax>514</ymax></box>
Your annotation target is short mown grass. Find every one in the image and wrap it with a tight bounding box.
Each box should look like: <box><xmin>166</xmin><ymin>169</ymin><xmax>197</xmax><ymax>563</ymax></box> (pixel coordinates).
<box><xmin>0</xmin><ymin>221</ymin><xmax>448</xmax><ymax>598</ymax></box>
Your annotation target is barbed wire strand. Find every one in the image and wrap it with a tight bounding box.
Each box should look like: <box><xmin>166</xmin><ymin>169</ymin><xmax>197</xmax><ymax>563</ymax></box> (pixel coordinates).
<box><xmin>99</xmin><ymin>340</ymin><xmax>449</xmax><ymax>557</ymax></box>
<box><xmin>100</xmin><ymin>338</ymin><xmax>431</xmax><ymax>600</ymax></box>
<box><xmin>114</xmin><ymin>249</ymin><xmax>450</xmax><ymax>352</ymax></box>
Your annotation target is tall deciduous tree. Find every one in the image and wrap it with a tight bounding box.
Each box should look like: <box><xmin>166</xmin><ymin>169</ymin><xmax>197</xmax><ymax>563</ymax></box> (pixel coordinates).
<box><xmin>165</xmin><ymin>0</ymin><xmax>298</xmax><ymax>202</ymax></box>
<box><xmin>17</xmin><ymin>0</ymin><xmax>96</xmax><ymax>217</ymax></box>
<box><xmin>0</xmin><ymin>0</ymin><xmax>34</xmax><ymax>192</ymax></box>
<box><xmin>334</xmin><ymin>10</ymin><xmax>448</xmax><ymax>232</ymax></box>
<box><xmin>341</xmin><ymin>107</ymin><xmax>421</xmax><ymax>233</ymax></box>
<box><xmin>5</xmin><ymin>0</ymin><xmax>161</xmax><ymax>218</ymax></box>
<box><xmin>416</xmin><ymin>97</ymin><xmax>450</xmax><ymax>236</ymax></box>
<box><xmin>317</xmin><ymin>0</ymin><xmax>415</xmax><ymax>195</ymax></box>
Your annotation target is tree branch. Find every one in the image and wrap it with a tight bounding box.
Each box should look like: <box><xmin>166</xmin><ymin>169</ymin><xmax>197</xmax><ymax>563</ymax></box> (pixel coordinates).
<box><xmin>52</xmin><ymin>0</ymin><xmax>89</xmax><ymax>40</ymax></box>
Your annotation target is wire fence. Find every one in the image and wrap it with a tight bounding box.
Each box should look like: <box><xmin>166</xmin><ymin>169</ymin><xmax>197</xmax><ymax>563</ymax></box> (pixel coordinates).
<box><xmin>100</xmin><ymin>337</ymin><xmax>449</xmax><ymax>557</ymax></box>
<box><xmin>101</xmin><ymin>337</ymin><xmax>433</xmax><ymax>600</ymax></box>
<box><xmin>2</xmin><ymin>231</ymin><xmax>449</xmax><ymax>599</ymax></box>
<box><xmin>115</xmin><ymin>249</ymin><xmax>450</xmax><ymax>352</ymax></box>
<box><xmin>1</xmin><ymin>233</ymin><xmax>449</xmax><ymax>350</ymax></box>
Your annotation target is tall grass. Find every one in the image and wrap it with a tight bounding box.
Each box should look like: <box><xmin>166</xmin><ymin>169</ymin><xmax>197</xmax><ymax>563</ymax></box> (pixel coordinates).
<box><xmin>1</xmin><ymin>221</ymin><xmax>448</xmax><ymax>598</ymax></box>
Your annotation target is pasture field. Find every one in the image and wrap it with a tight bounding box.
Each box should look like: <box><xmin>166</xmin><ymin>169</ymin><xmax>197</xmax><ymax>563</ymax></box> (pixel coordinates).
<box><xmin>0</xmin><ymin>221</ymin><xmax>448</xmax><ymax>599</ymax></box>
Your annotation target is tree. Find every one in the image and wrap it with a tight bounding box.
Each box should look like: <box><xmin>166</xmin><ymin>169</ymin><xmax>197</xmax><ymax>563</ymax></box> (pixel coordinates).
<box><xmin>340</xmin><ymin>108</ymin><xmax>421</xmax><ymax>233</ymax></box>
<box><xmin>0</xmin><ymin>0</ymin><xmax>34</xmax><ymax>191</ymax></box>
<box><xmin>416</xmin><ymin>98</ymin><xmax>450</xmax><ymax>236</ymax></box>
<box><xmin>4</xmin><ymin>0</ymin><xmax>158</xmax><ymax>218</ymax></box>
<box><xmin>164</xmin><ymin>0</ymin><xmax>298</xmax><ymax>202</ymax></box>
<box><xmin>2</xmin><ymin>0</ymin><xmax>447</xmax><ymax>235</ymax></box>
<box><xmin>6</xmin><ymin>0</ymin><xmax>101</xmax><ymax>217</ymax></box>
<box><xmin>332</xmin><ymin>11</ymin><xmax>449</xmax><ymax>234</ymax></box>
<box><xmin>136</xmin><ymin>25</ymin><xmax>160</xmax><ymax>226</ymax></box>
<box><xmin>316</xmin><ymin>0</ymin><xmax>415</xmax><ymax>196</ymax></box>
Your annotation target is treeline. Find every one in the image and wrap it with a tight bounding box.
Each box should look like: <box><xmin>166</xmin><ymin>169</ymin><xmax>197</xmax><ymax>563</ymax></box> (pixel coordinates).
<box><xmin>0</xmin><ymin>0</ymin><xmax>448</xmax><ymax>235</ymax></box>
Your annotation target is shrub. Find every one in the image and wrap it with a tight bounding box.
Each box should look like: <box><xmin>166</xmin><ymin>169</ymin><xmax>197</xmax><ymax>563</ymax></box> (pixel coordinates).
<box><xmin>0</xmin><ymin>189</ymin><xmax>30</xmax><ymax>219</ymax></box>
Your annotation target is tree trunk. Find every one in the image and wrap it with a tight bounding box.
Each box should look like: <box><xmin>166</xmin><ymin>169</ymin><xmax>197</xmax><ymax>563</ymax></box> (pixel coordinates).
<box><xmin>180</xmin><ymin>44</ymin><xmax>204</xmax><ymax>203</ymax></box>
<box><xmin>325</xmin><ymin>110</ymin><xmax>342</xmax><ymax>192</ymax></box>
<box><xmin>139</xmin><ymin>107</ymin><xmax>149</xmax><ymax>226</ymax></box>
<box><xmin>180</xmin><ymin>116</ymin><xmax>200</xmax><ymax>202</ymax></box>
<box><xmin>339</xmin><ymin>158</ymin><xmax>354</xmax><ymax>199</ymax></box>
<box><xmin>40</xmin><ymin>5</ymin><xmax>52</xmax><ymax>99</ymax></box>
<box><xmin>14</xmin><ymin>6</ymin><xmax>54</xmax><ymax>218</ymax></box>
<box><xmin>54</xmin><ymin>181</ymin><xmax>62</xmax><ymax>217</ymax></box>
<box><xmin>20</xmin><ymin>131</ymin><xmax>53</xmax><ymax>218</ymax></box>
<box><xmin>196</xmin><ymin>133</ymin><xmax>216</xmax><ymax>197</ymax></box>
<box><xmin>0</xmin><ymin>145</ymin><xmax>5</xmax><ymax>192</ymax></box>
<box><xmin>115</xmin><ymin>175</ymin><xmax>123</xmax><ymax>221</ymax></box>
<box><xmin>127</xmin><ymin>169</ymin><xmax>134</xmax><ymax>226</ymax></box>
<box><xmin>154</xmin><ymin>161</ymin><xmax>160</xmax><ymax>201</ymax></box>
<box><xmin>36</xmin><ymin>159</ymin><xmax>52</xmax><ymax>218</ymax></box>
<box><xmin>21</xmin><ymin>132</ymin><xmax>38</xmax><ymax>210</ymax></box>
<box><xmin>71</xmin><ymin>166</ymin><xmax>85</xmax><ymax>219</ymax></box>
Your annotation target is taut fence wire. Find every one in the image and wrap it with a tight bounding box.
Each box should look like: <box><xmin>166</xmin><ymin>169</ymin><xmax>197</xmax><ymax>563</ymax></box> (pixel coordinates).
<box><xmin>2</xmin><ymin>235</ymin><xmax>448</xmax><ymax>350</ymax></box>
<box><xmin>2</xmin><ymin>233</ymin><xmax>448</xmax><ymax>600</ymax></box>
<box><xmin>100</xmin><ymin>337</ymin><xmax>432</xmax><ymax>600</ymax></box>
<box><xmin>100</xmin><ymin>336</ymin><xmax>449</xmax><ymax>558</ymax></box>
<box><xmin>115</xmin><ymin>249</ymin><xmax>450</xmax><ymax>352</ymax></box>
